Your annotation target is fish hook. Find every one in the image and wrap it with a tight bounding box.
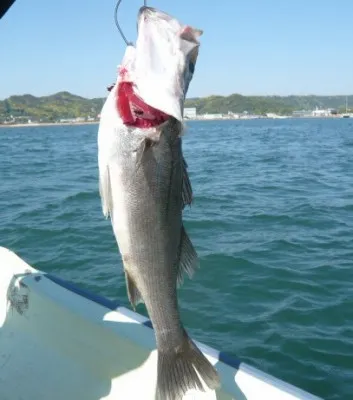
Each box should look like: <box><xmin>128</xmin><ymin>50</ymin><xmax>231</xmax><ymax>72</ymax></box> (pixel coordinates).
<box><xmin>114</xmin><ymin>0</ymin><xmax>147</xmax><ymax>46</ymax></box>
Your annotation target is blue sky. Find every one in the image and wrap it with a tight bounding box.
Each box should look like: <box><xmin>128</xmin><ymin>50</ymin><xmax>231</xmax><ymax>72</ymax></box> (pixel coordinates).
<box><xmin>1</xmin><ymin>0</ymin><xmax>352</xmax><ymax>99</ymax></box>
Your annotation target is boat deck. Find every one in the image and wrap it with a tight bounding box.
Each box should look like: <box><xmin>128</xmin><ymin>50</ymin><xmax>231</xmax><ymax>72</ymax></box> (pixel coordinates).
<box><xmin>0</xmin><ymin>247</ymin><xmax>322</xmax><ymax>400</ymax></box>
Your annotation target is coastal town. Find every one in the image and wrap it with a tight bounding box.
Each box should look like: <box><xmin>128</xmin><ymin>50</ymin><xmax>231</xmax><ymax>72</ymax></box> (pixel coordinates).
<box><xmin>183</xmin><ymin>107</ymin><xmax>352</xmax><ymax>121</ymax></box>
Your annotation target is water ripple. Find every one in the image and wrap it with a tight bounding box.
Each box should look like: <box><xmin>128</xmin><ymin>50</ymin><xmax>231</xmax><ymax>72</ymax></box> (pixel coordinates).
<box><xmin>1</xmin><ymin>119</ymin><xmax>353</xmax><ymax>399</ymax></box>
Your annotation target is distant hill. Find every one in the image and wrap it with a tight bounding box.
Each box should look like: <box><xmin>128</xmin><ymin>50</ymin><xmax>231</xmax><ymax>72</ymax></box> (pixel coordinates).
<box><xmin>0</xmin><ymin>92</ymin><xmax>104</xmax><ymax>123</ymax></box>
<box><xmin>0</xmin><ymin>91</ymin><xmax>352</xmax><ymax>123</ymax></box>
<box><xmin>185</xmin><ymin>94</ymin><xmax>353</xmax><ymax>115</ymax></box>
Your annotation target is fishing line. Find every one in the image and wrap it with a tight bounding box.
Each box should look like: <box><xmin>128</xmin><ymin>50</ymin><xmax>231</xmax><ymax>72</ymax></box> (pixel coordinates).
<box><xmin>114</xmin><ymin>0</ymin><xmax>147</xmax><ymax>46</ymax></box>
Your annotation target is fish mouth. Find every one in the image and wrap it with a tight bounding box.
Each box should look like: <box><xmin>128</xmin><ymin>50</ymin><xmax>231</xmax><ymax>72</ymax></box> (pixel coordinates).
<box><xmin>116</xmin><ymin>6</ymin><xmax>173</xmax><ymax>129</ymax></box>
<box><xmin>116</xmin><ymin>82</ymin><xmax>170</xmax><ymax>129</ymax></box>
<box><xmin>137</xmin><ymin>5</ymin><xmax>152</xmax><ymax>19</ymax></box>
<box><xmin>137</xmin><ymin>6</ymin><xmax>172</xmax><ymax>24</ymax></box>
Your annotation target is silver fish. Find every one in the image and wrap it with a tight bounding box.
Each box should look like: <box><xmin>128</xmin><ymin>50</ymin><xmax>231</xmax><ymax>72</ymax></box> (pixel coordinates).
<box><xmin>98</xmin><ymin>6</ymin><xmax>220</xmax><ymax>400</ymax></box>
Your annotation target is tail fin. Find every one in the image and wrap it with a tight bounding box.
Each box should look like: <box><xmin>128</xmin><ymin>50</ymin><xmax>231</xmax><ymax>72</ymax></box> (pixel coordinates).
<box><xmin>156</xmin><ymin>331</ymin><xmax>220</xmax><ymax>400</ymax></box>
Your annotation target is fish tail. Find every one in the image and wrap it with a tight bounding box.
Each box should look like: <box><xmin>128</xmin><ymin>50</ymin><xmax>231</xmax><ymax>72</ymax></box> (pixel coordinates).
<box><xmin>156</xmin><ymin>330</ymin><xmax>220</xmax><ymax>400</ymax></box>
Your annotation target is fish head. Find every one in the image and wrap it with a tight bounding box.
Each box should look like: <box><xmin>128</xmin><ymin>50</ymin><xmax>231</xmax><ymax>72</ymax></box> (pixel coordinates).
<box><xmin>137</xmin><ymin>6</ymin><xmax>202</xmax><ymax>95</ymax></box>
<box><xmin>112</xmin><ymin>7</ymin><xmax>202</xmax><ymax>129</ymax></box>
<box><xmin>131</xmin><ymin>6</ymin><xmax>202</xmax><ymax>121</ymax></box>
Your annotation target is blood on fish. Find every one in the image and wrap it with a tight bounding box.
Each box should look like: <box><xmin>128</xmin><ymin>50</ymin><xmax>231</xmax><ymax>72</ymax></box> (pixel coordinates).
<box><xmin>117</xmin><ymin>82</ymin><xmax>170</xmax><ymax>128</ymax></box>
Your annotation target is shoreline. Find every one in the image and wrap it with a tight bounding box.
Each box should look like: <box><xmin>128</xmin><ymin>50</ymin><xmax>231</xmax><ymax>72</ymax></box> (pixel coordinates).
<box><xmin>0</xmin><ymin>121</ymin><xmax>99</xmax><ymax>128</ymax></box>
<box><xmin>186</xmin><ymin>115</ymin><xmax>346</xmax><ymax>121</ymax></box>
<box><xmin>0</xmin><ymin>115</ymin><xmax>349</xmax><ymax>128</ymax></box>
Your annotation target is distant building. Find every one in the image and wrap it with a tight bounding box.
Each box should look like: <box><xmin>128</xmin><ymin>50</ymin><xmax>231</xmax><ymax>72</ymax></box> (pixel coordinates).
<box><xmin>201</xmin><ymin>113</ymin><xmax>223</xmax><ymax>119</ymax></box>
<box><xmin>292</xmin><ymin>110</ymin><xmax>312</xmax><ymax>118</ymax></box>
<box><xmin>228</xmin><ymin>111</ymin><xmax>240</xmax><ymax>119</ymax></box>
<box><xmin>183</xmin><ymin>107</ymin><xmax>197</xmax><ymax>119</ymax></box>
<box><xmin>312</xmin><ymin>107</ymin><xmax>332</xmax><ymax>117</ymax></box>
<box><xmin>293</xmin><ymin>107</ymin><xmax>337</xmax><ymax>118</ymax></box>
<box><xmin>266</xmin><ymin>113</ymin><xmax>286</xmax><ymax>119</ymax></box>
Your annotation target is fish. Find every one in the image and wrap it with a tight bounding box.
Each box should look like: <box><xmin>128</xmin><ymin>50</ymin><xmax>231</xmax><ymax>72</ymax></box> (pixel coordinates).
<box><xmin>97</xmin><ymin>6</ymin><xmax>220</xmax><ymax>400</ymax></box>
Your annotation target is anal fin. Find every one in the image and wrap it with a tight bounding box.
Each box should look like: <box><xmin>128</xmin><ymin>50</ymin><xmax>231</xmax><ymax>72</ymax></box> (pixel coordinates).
<box><xmin>124</xmin><ymin>271</ymin><xmax>143</xmax><ymax>310</ymax></box>
<box><xmin>177</xmin><ymin>225</ymin><xmax>199</xmax><ymax>286</ymax></box>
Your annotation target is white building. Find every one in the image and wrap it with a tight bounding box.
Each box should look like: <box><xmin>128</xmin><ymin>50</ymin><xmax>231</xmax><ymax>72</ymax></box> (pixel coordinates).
<box><xmin>202</xmin><ymin>113</ymin><xmax>223</xmax><ymax>119</ymax></box>
<box><xmin>312</xmin><ymin>107</ymin><xmax>332</xmax><ymax>117</ymax></box>
<box><xmin>183</xmin><ymin>107</ymin><xmax>197</xmax><ymax>119</ymax></box>
<box><xmin>228</xmin><ymin>111</ymin><xmax>240</xmax><ymax>119</ymax></box>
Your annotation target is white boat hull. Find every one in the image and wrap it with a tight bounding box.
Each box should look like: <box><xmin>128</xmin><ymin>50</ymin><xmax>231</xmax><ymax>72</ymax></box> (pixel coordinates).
<box><xmin>0</xmin><ymin>247</ymin><xmax>322</xmax><ymax>400</ymax></box>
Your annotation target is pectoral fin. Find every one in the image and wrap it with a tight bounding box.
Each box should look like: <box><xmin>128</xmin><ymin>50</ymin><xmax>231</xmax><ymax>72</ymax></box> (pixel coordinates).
<box><xmin>176</xmin><ymin>225</ymin><xmax>199</xmax><ymax>286</ymax></box>
<box><xmin>134</xmin><ymin>137</ymin><xmax>154</xmax><ymax>171</ymax></box>
<box><xmin>134</xmin><ymin>123</ymin><xmax>169</xmax><ymax>170</ymax></box>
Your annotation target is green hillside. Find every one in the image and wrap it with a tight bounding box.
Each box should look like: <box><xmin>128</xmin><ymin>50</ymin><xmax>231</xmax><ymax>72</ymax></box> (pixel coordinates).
<box><xmin>0</xmin><ymin>92</ymin><xmax>104</xmax><ymax>123</ymax></box>
<box><xmin>0</xmin><ymin>91</ymin><xmax>352</xmax><ymax>123</ymax></box>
